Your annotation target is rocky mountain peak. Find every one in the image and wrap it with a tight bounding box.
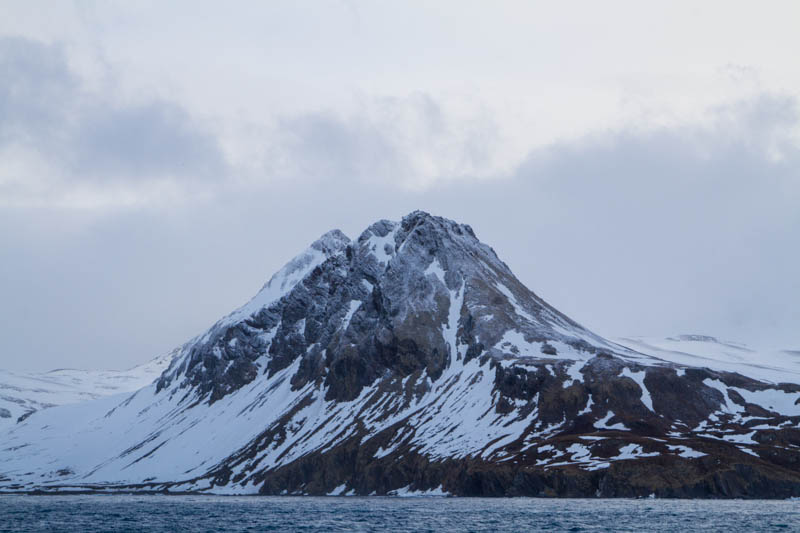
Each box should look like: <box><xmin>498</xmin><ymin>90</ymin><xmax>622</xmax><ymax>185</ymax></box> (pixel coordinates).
<box><xmin>310</xmin><ymin>228</ymin><xmax>350</xmax><ymax>255</ymax></box>
<box><xmin>5</xmin><ymin>212</ymin><xmax>800</xmax><ymax>499</ymax></box>
<box><xmin>355</xmin><ymin>211</ymin><xmax>506</xmax><ymax>293</ymax></box>
<box><xmin>356</xmin><ymin>211</ymin><xmax>480</xmax><ymax>256</ymax></box>
<box><xmin>399</xmin><ymin>209</ymin><xmax>477</xmax><ymax>240</ymax></box>
<box><xmin>158</xmin><ymin>211</ymin><xmax>612</xmax><ymax>405</ymax></box>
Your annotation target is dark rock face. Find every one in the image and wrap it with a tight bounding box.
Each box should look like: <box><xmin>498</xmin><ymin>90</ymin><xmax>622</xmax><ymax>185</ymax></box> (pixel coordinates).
<box><xmin>4</xmin><ymin>211</ymin><xmax>800</xmax><ymax>498</ymax></box>
<box><xmin>161</xmin><ymin>211</ymin><xmax>611</xmax><ymax>405</ymax></box>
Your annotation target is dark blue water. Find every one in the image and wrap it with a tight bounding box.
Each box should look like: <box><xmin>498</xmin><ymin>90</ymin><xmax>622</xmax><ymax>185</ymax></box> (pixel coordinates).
<box><xmin>1</xmin><ymin>495</ymin><xmax>799</xmax><ymax>532</ymax></box>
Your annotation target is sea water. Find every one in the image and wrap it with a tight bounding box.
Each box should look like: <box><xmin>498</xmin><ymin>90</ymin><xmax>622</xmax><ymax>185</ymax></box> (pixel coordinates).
<box><xmin>1</xmin><ymin>495</ymin><xmax>799</xmax><ymax>532</ymax></box>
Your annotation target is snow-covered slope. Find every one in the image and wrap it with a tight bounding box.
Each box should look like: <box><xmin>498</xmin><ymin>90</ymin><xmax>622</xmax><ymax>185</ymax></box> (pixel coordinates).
<box><xmin>0</xmin><ymin>353</ymin><xmax>172</xmax><ymax>431</ymax></box>
<box><xmin>2</xmin><ymin>212</ymin><xmax>800</xmax><ymax>499</ymax></box>
<box><xmin>614</xmin><ymin>335</ymin><xmax>800</xmax><ymax>385</ymax></box>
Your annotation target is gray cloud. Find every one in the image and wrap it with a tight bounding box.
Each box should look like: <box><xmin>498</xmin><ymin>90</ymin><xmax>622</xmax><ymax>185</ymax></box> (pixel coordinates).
<box><xmin>272</xmin><ymin>94</ymin><xmax>499</xmax><ymax>189</ymax></box>
<box><xmin>0</xmin><ymin>37</ymin><xmax>76</xmax><ymax>144</ymax></box>
<box><xmin>278</xmin><ymin>110</ymin><xmax>403</xmax><ymax>184</ymax></box>
<box><xmin>435</xmin><ymin>95</ymin><xmax>800</xmax><ymax>348</ymax></box>
<box><xmin>72</xmin><ymin>101</ymin><xmax>225</xmax><ymax>179</ymax></box>
<box><xmin>0</xmin><ymin>36</ymin><xmax>226</xmax><ymax>198</ymax></box>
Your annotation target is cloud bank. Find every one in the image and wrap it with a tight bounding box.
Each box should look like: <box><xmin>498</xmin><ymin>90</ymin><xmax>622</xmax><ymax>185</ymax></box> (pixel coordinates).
<box><xmin>0</xmin><ymin>30</ymin><xmax>798</xmax><ymax>371</ymax></box>
<box><xmin>0</xmin><ymin>37</ymin><xmax>226</xmax><ymax>208</ymax></box>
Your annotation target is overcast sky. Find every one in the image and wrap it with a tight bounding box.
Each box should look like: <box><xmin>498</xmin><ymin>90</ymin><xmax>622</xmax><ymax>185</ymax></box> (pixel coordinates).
<box><xmin>1</xmin><ymin>1</ymin><xmax>799</xmax><ymax>372</ymax></box>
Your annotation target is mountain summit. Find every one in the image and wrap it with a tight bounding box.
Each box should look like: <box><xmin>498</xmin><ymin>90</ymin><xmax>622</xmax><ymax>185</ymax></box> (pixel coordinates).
<box><xmin>2</xmin><ymin>212</ymin><xmax>800</xmax><ymax>498</ymax></box>
<box><xmin>159</xmin><ymin>210</ymin><xmax>619</xmax><ymax>406</ymax></box>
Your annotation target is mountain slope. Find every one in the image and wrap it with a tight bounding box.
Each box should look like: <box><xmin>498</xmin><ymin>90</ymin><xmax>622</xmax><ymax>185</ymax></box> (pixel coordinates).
<box><xmin>615</xmin><ymin>335</ymin><xmax>800</xmax><ymax>384</ymax></box>
<box><xmin>0</xmin><ymin>353</ymin><xmax>172</xmax><ymax>431</ymax></box>
<box><xmin>2</xmin><ymin>211</ymin><xmax>800</xmax><ymax>498</ymax></box>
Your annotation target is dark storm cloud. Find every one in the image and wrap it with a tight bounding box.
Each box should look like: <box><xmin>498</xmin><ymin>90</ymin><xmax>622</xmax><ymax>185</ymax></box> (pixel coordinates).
<box><xmin>0</xmin><ymin>36</ymin><xmax>225</xmax><ymax>184</ymax></box>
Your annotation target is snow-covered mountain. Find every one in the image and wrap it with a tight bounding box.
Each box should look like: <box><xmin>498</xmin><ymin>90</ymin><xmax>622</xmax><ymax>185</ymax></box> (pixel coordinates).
<box><xmin>2</xmin><ymin>211</ymin><xmax>800</xmax><ymax>498</ymax></box>
<box><xmin>0</xmin><ymin>354</ymin><xmax>172</xmax><ymax>431</ymax></box>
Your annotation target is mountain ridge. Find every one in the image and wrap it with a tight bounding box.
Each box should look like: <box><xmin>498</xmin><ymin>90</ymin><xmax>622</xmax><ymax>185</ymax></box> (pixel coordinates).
<box><xmin>2</xmin><ymin>211</ymin><xmax>800</xmax><ymax>498</ymax></box>
<box><xmin>0</xmin><ymin>353</ymin><xmax>172</xmax><ymax>431</ymax></box>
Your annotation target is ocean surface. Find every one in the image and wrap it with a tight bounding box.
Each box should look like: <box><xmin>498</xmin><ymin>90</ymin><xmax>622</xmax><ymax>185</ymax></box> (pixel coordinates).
<box><xmin>1</xmin><ymin>495</ymin><xmax>799</xmax><ymax>532</ymax></box>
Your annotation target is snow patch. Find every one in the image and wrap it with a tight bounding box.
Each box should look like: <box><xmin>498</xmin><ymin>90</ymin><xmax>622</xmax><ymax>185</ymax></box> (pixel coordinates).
<box><xmin>614</xmin><ymin>443</ymin><xmax>659</xmax><ymax>460</ymax></box>
<box><xmin>595</xmin><ymin>411</ymin><xmax>628</xmax><ymax>431</ymax></box>
<box><xmin>424</xmin><ymin>258</ymin><xmax>446</xmax><ymax>285</ymax></box>
<box><xmin>620</xmin><ymin>367</ymin><xmax>654</xmax><ymax>411</ymax></box>
<box><xmin>328</xmin><ymin>484</ymin><xmax>348</xmax><ymax>496</ymax></box>
<box><xmin>564</xmin><ymin>361</ymin><xmax>586</xmax><ymax>388</ymax></box>
<box><xmin>365</xmin><ymin>228</ymin><xmax>397</xmax><ymax>266</ymax></box>
<box><xmin>340</xmin><ymin>300</ymin><xmax>362</xmax><ymax>332</ymax></box>
<box><xmin>667</xmin><ymin>444</ymin><xmax>706</xmax><ymax>458</ymax></box>
<box><xmin>391</xmin><ymin>484</ymin><xmax>449</xmax><ymax>497</ymax></box>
